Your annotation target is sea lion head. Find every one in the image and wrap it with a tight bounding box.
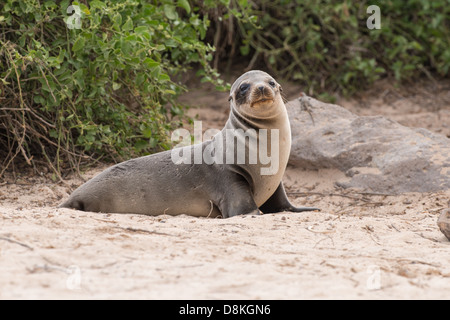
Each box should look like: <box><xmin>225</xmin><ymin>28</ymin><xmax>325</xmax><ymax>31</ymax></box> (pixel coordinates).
<box><xmin>229</xmin><ymin>70</ymin><xmax>284</xmax><ymax>119</ymax></box>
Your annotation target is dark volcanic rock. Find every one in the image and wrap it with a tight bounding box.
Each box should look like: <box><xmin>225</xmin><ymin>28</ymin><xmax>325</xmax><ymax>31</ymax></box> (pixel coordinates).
<box><xmin>287</xmin><ymin>96</ymin><xmax>450</xmax><ymax>194</ymax></box>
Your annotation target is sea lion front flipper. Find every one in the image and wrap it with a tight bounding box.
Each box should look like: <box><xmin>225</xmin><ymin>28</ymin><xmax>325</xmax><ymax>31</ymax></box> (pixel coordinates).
<box><xmin>259</xmin><ymin>182</ymin><xmax>320</xmax><ymax>214</ymax></box>
<box><xmin>218</xmin><ymin>181</ymin><xmax>260</xmax><ymax>218</ymax></box>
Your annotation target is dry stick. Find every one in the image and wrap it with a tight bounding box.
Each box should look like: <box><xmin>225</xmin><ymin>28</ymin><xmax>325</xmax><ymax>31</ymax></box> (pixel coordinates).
<box><xmin>390</xmin><ymin>223</ymin><xmax>401</xmax><ymax>232</ymax></box>
<box><xmin>18</xmin><ymin>101</ymin><xmax>87</xmax><ymax>181</ymax></box>
<box><xmin>0</xmin><ymin>124</ymin><xmax>17</xmax><ymax>179</ymax></box>
<box><xmin>355</xmin><ymin>191</ymin><xmax>393</xmax><ymax>197</ymax></box>
<box><xmin>225</xmin><ymin>10</ymin><xmax>236</xmax><ymax>73</ymax></box>
<box><xmin>289</xmin><ymin>191</ymin><xmax>386</xmax><ymax>210</ymax></box>
<box><xmin>5</xmin><ymin>47</ymin><xmax>31</xmax><ymax>166</ymax></box>
<box><xmin>245</xmin><ymin>49</ymin><xmax>260</xmax><ymax>72</ymax></box>
<box><xmin>0</xmin><ymin>236</ymin><xmax>34</xmax><ymax>251</ymax></box>
<box><xmin>288</xmin><ymin>191</ymin><xmax>373</xmax><ymax>202</ymax></box>
<box><xmin>3</xmin><ymin>85</ymin><xmax>55</xmax><ymax>129</ymax></box>
<box><xmin>313</xmin><ymin>236</ymin><xmax>335</xmax><ymax>249</ymax></box>
<box><xmin>23</xmin><ymin>120</ymin><xmax>88</xmax><ymax>159</ymax></box>
<box><xmin>0</xmin><ymin>134</ymin><xmax>21</xmax><ymax>178</ymax></box>
<box><xmin>36</xmin><ymin>64</ymin><xmax>57</xmax><ymax>103</ymax></box>
<box><xmin>23</xmin><ymin>60</ymin><xmax>63</xmax><ymax>175</ymax></box>
<box><xmin>40</xmin><ymin>143</ymin><xmax>70</xmax><ymax>187</ymax></box>
<box><xmin>5</xmin><ymin>46</ymin><xmax>24</xmax><ymax>108</ymax></box>
<box><xmin>25</xmin><ymin>103</ymin><xmax>55</xmax><ymax>129</ymax></box>
<box><xmin>0</xmin><ymin>126</ymin><xmax>24</xmax><ymax>177</ymax></box>
<box><xmin>10</xmin><ymin>118</ymin><xmax>31</xmax><ymax>166</ymax></box>
<box><xmin>369</xmin><ymin>233</ymin><xmax>382</xmax><ymax>246</ymax></box>
<box><xmin>306</xmin><ymin>225</ymin><xmax>336</xmax><ymax>234</ymax></box>
<box><xmin>396</xmin><ymin>258</ymin><xmax>440</xmax><ymax>268</ymax></box>
<box><xmin>0</xmin><ymin>108</ymin><xmax>29</xmax><ymax>111</ymax></box>
<box><xmin>55</xmin><ymin>113</ymin><xmax>63</xmax><ymax>175</ymax></box>
<box><xmin>338</xmin><ymin>253</ymin><xmax>441</xmax><ymax>268</ymax></box>
<box><xmin>74</xmin><ymin>149</ymin><xmax>86</xmax><ymax>182</ymax></box>
<box><xmin>1</xmin><ymin>119</ymin><xmax>14</xmax><ymax>163</ymax></box>
<box><xmin>114</xmin><ymin>226</ymin><xmax>174</xmax><ymax>237</ymax></box>
<box><xmin>212</xmin><ymin>9</ymin><xmax>222</xmax><ymax>71</ymax></box>
<box><xmin>417</xmin><ymin>233</ymin><xmax>439</xmax><ymax>243</ymax></box>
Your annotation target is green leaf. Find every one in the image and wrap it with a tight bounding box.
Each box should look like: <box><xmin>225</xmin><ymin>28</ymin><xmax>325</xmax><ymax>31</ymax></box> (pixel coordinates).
<box><xmin>112</xmin><ymin>13</ymin><xmax>122</xmax><ymax>31</ymax></box>
<box><xmin>134</xmin><ymin>140</ymin><xmax>148</xmax><ymax>152</ymax></box>
<box><xmin>90</xmin><ymin>0</ymin><xmax>106</xmax><ymax>9</ymax></box>
<box><xmin>121</xmin><ymin>39</ymin><xmax>132</xmax><ymax>55</ymax></box>
<box><xmin>112</xmin><ymin>82</ymin><xmax>121</xmax><ymax>91</ymax></box>
<box><xmin>164</xmin><ymin>5</ymin><xmax>178</xmax><ymax>20</ymax></box>
<box><xmin>143</xmin><ymin>57</ymin><xmax>160</xmax><ymax>68</ymax></box>
<box><xmin>72</xmin><ymin>69</ymin><xmax>85</xmax><ymax>88</ymax></box>
<box><xmin>142</xmin><ymin>127</ymin><xmax>152</xmax><ymax>138</ymax></box>
<box><xmin>158</xmin><ymin>73</ymin><xmax>170</xmax><ymax>81</ymax></box>
<box><xmin>178</xmin><ymin>0</ymin><xmax>191</xmax><ymax>14</ymax></box>
<box><xmin>122</xmin><ymin>16</ymin><xmax>133</xmax><ymax>31</ymax></box>
<box><xmin>164</xmin><ymin>39</ymin><xmax>178</xmax><ymax>48</ymax></box>
<box><xmin>49</xmin><ymin>129</ymin><xmax>58</xmax><ymax>138</ymax></box>
<box><xmin>72</xmin><ymin>36</ymin><xmax>85</xmax><ymax>52</ymax></box>
<box><xmin>33</xmin><ymin>95</ymin><xmax>45</xmax><ymax>104</ymax></box>
<box><xmin>44</xmin><ymin>1</ymin><xmax>57</xmax><ymax>9</ymax></box>
<box><xmin>135</xmin><ymin>26</ymin><xmax>148</xmax><ymax>34</ymax></box>
<box><xmin>164</xmin><ymin>89</ymin><xmax>176</xmax><ymax>95</ymax></box>
<box><xmin>240</xmin><ymin>44</ymin><xmax>250</xmax><ymax>56</ymax></box>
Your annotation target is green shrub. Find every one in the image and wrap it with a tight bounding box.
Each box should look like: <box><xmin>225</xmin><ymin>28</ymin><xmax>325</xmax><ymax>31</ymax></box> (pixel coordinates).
<box><xmin>0</xmin><ymin>0</ymin><xmax>224</xmax><ymax>178</ymax></box>
<box><xmin>227</xmin><ymin>0</ymin><xmax>449</xmax><ymax>96</ymax></box>
<box><xmin>1</xmin><ymin>0</ymin><xmax>448</xmax><ymax>178</ymax></box>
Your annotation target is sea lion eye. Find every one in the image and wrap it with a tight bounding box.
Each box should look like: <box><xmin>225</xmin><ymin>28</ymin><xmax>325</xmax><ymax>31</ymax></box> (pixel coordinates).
<box><xmin>268</xmin><ymin>80</ymin><xmax>276</xmax><ymax>87</ymax></box>
<box><xmin>239</xmin><ymin>83</ymin><xmax>250</xmax><ymax>92</ymax></box>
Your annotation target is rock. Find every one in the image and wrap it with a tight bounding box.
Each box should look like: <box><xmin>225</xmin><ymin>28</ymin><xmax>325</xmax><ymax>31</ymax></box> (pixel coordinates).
<box><xmin>438</xmin><ymin>209</ymin><xmax>450</xmax><ymax>241</ymax></box>
<box><xmin>287</xmin><ymin>95</ymin><xmax>450</xmax><ymax>194</ymax></box>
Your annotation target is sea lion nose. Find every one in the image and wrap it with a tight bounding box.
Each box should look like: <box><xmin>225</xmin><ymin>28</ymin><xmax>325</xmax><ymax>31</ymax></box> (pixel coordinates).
<box><xmin>258</xmin><ymin>86</ymin><xmax>265</xmax><ymax>93</ymax></box>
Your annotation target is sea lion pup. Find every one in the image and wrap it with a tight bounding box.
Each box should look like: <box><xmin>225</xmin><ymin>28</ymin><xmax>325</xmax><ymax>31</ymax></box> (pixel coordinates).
<box><xmin>59</xmin><ymin>70</ymin><xmax>319</xmax><ymax>217</ymax></box>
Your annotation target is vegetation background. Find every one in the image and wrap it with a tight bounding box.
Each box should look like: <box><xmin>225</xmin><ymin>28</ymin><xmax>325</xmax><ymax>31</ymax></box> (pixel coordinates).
<box><xmin>0</xmin><ymin>0</ymin><xmax>449</xmax><ymax>179</ymax></box>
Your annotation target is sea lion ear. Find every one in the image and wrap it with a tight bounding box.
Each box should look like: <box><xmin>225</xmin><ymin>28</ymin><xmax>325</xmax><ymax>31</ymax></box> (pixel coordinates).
<box><xmin>279</xmin><ymin>85</ymin><xmax>283</xmax><ymax>92</ymax></box>
<box><xmin>228</xmin><ymin>96</ymin><xmax>233</xmax><ymax>102</ymax></box>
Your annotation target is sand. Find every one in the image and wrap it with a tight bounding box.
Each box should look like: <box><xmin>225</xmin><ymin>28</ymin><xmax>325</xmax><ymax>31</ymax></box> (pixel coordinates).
<box><xmin>1</xmin><ymin>166</ymin><xmax>449</xmax><ymax>299</ymax></box>
<box><xmin>1</xmin><ymin>79</ymin><xmax>449</xmax><ymax>299</ymax></box>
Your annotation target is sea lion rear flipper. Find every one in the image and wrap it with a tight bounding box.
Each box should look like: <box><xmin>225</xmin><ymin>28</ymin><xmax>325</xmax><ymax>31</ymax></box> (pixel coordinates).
<box><xmin>59</xmin><ymin>198</ymin><xmax>85</xmax><ymax>211</ymax></box>
<box><xmin>259</xmin><ymin>182</ymin><xmax>320</xmax><ymax>214</ymax></box>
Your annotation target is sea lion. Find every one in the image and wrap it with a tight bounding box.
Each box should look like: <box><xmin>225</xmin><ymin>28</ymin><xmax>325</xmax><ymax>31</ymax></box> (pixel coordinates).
<box><xmin>59</xmin><ymin>70</ymin><xmax>319</xmax><ymax>217</ymax></box>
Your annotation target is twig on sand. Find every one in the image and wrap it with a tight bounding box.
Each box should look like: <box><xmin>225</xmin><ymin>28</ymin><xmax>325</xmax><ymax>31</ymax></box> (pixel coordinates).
<box><xmin>306</xmin><ymin>225</ymin><xmax>336</xmax><ymax>234</ymax></box>
<box><xmin>287</xmin><ymin>191</ymin><xmax>386</xmax><ymax>206</ymax></box>
<box><xmin>114</xmin><ymin>226</ymin><xmax>175</xmax><ymax>237</ymax></box>
<box><xmin>362</xmin><ymin>225</ymin><xmax>382</xmax><ymax>246</ymax></box>
<box><xmin>417</xmin><ymin>232</ymin><xmax>439</xmax><ymax>243</ymax></box>
<box><xmin>0</xmin><ymin>236</ymin><xmax>34</xmax><ymax>250</ymax></box>
<box><xmin>313</xmin><ymin>236</ymin><xmax>335</xmax><ymax>248</ymax></box>
<box><xmin>306</xmin><ymin>225</ymin><xmax>336</xmax><ymax>248</ymax></box>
